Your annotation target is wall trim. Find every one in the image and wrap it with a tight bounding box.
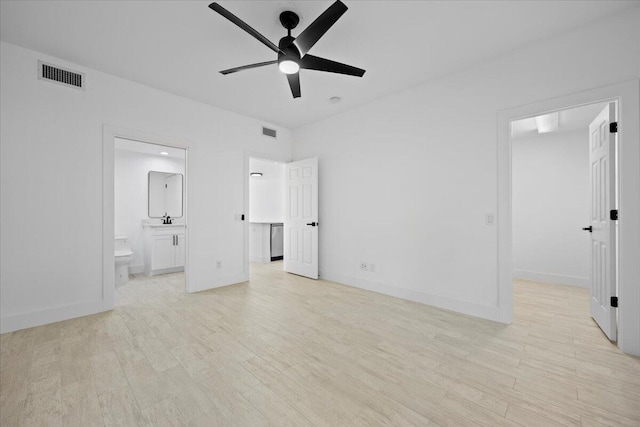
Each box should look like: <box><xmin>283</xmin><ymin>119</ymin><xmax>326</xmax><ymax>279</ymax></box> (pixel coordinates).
<box><xmin>147</xmin><ymin>267</ymin><xmax>184</xmax><ymax>276</ymax></box>
<box><xmin>320</xmin><ymin>270</ymin><xmax>501</xmax><ymax>322</ymax></box>
<box><xmin>513</xmin><ymin>270</ymin><xmax>589</xmax><ymax>288</ymax></box>
<box><xmin>0</xmin><ymin>300</ymin><xmax>107</xmax><ymax>334</ymax></box>
<box><xmin>190</xmin><ymin>272</ymin><xmax>249</xmax><ymax>294</ymax></box>
<box><xmin>250</xmin><ymin>255</ymin><xmax>270</xmax><ymax>263</ymax></box>
<box><xmin>498</xmin><ymin>80</ymin><xmax>640</xmax><ymax>356</ymax></box>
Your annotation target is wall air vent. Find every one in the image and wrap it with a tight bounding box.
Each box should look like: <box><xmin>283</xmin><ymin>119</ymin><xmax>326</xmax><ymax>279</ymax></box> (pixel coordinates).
<box><xmin>38</xmin><ymin>61</ymin><xmax>85</xmax><ymax>90</ymax></box>
<box><xmin>262</xmin><ymin>126</ymin><xmax>277</xmax><ymax>138</ymax></box>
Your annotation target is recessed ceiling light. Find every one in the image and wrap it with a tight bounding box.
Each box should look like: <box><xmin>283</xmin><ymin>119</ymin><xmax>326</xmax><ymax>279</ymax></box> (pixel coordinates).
<box><xmin>159</xmin><ymin>151</ymin><xmax>169</xmax><ymax>156</ymax></box>
<box><xmin>250</xmin><ymin>172</ymin><xmax>263</xmax><ymax>177</ymax></box>
<box><xmin>329</xmin><ymin>96</ymin><xmax>341</xmax><ymax>104</ymax></box>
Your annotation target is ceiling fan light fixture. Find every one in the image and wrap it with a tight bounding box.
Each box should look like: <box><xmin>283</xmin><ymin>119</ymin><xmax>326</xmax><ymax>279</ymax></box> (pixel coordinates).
<box><xmin>278</xmin><ymin>59</ymin><xmax>300</xmax><ymax>74</ymax></box>
<box><xmin>210</xmin><ymin>1</ymin><xmax>365</xmax><ymax>98</ymax></box>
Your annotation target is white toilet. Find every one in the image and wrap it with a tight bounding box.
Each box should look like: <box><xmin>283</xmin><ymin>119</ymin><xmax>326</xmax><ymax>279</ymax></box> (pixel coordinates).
<box><xmin>115</xmin><ymin>235</ymin><xmax>134</xmax><ymax>287</ymax></box>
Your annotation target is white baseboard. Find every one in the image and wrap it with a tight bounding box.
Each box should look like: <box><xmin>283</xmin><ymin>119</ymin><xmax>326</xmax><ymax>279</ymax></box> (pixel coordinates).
<box><xmin>128</xmin><ymin>264</ymin><xmax>145</xmax><ymax>275</ymax></box>
<box><xmin>0</xmin><ymin>300</ymin><xmax>109</xmax><ymax>334</ymax></box>
<box><xmin>250</xmin><ymin>255</ymin><xmax>270</xmax><ymax>263</ymax></box>
<box><xmin>319</xmin><ymin>270</ymin><xmax>502</xmax><ymax>323</ymax></box>
<box><xmin>513</xmin><ymin>269</ymin><xmax>589</xmax><ymax>288</ymax></box>
<box><xmin>147</xmin><ymin>266</ymin><xmax>184</xmax><ymax>276</ymax></box>
<box><xmin>188</xmin><ymin>272</ymin><xmax>249</xmax><ymax>293</ymax></box>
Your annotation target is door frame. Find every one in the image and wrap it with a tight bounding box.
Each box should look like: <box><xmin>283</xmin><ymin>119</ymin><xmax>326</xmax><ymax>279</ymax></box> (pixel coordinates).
<box><xmin>497</xmin><ymin>80</ymin><xmax>640</xmax><ymax>356</ymax></box>
<box><xmin>243</xmin><ymin>151</ymin><xmax>291</xmax><ymax>276</ymax></box>
<box><xmin>102</xmin><ymin>124</ymin><xmax>192</xmax><ymax>309</ymax></box>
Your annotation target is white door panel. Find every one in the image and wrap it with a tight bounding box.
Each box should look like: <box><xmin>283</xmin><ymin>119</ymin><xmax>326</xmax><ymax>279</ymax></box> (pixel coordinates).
<box><xmin>284</xmin><ymin>158</ymin><xmax>318</xmax><ymax>279</ymax></box>
<box><xmin>588</xmin><ymin>102</ymin><xmax>617</xmax><ymax>341</ymax></box>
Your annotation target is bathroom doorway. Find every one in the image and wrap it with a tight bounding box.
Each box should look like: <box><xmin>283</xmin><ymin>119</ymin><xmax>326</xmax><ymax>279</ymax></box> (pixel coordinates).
<box><xmin>113</xmin><ymin>137</ymin><xmax>188</xmax><ymax>303</ymax></box>
<box><xmin>248</xmin><ymin>157</ymin><xmax>286</xmax><ymax>275</ymax></box>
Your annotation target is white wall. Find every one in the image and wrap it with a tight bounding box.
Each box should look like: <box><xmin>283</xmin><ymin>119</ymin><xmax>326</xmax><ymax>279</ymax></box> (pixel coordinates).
<box><xmin>292</xmin><ymin>8</ymin><xmax>640</xmax><ymax>322</ymax></box>
<box><xmin>0</xmin><ymin>41</ymin><xmax>292</xmax><ymax>332</ymax></box>
<box><xmin>248</xmin><ymin>158</ymin><xmax>285</xmax><ymax>223</ymax></box>
<box><xmin>114</xmin><ymin>148</ymin><xmax>185</xmax><ymax>274</ymax></box>
<box><xmin>249</xmin><ymin>223</ymin><xmax>271</xmax><ymax>263</ymax></box>
<box><xmin>512</xmin><ymin>129</ymin><xmax>590</xmax><ymax>287</ymax></box>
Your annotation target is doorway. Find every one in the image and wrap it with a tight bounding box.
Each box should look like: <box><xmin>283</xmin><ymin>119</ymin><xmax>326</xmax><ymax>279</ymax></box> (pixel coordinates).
<box><xmin>510</xmin><ymin>101</ymin><xmax>618</xmax><ymax>340</ymax></box>
<box><xmin>497</xmin><ymin>80</ymin><xmax>640</xmax><ymax>356</ymax></box>
<box><xmin>248</xmin><ymin>157</ymin><xmax>286</xmax><ymax>274</ymax></box>
<box><xmin>245</xmin><ymin>155</ymin><xmax>320</xmax><ymax>280</ymax></box>
<box><xmin>113</xmin><ymin>137</ymin><xmax>187</xmax><ymax>303</ymax></box>
<box><xmin>102</xmin><ymin>126</ymin><xmax>190</xmax><ymax>310</ymax></box>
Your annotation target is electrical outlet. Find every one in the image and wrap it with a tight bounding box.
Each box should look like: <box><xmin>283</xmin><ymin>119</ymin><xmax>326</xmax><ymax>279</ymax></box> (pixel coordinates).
<box><xmin>216</xmin><ymin>261</ymin><xmax>222</xmax><ymax>269</ymax></box>
<box><xmin>360</xmin><ymin>262</ymin><xmax>368</xmax><ymax>271</ymax></box>
<box><xmin>486</xmin><ymin>213</ymin><xmax>495</xmax><ymax>225</ymax></box>
<box><xmin>369</xmin><ymin>263</ymin><xmax>376</xmax><ymax>273</ymax></box>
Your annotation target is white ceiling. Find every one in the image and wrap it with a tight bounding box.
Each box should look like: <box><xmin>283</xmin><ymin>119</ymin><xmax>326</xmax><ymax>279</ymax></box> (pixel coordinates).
<box><xmin>1</xmin><ymin>1</ymin><xmax>637</xmax><ymax>129</ymax></box>
<box><xmin>250</xmin><ymin>157</ymin><xmax>284</xmax><ymax>179</ymax></box>
<box><xmin>511</xmin><ymin>101</ymin><xmax>609</xmax><ymax>139</ymax></box>
<box><xmin>115</xmin><ymin>137</ymin><xmax>186</xmax><ymax>159</ymax></box>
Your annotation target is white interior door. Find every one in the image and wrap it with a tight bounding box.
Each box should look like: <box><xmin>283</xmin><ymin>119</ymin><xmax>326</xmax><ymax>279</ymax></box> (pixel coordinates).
<box><xmin>284</xmin><ymin>158</ymin><xmax>318</xmax><ymax>279</ymax></box>
<box><xmin>588</xmin><ymin>102</ymin><xmax>617</xmax><ymax>341</ymax></box>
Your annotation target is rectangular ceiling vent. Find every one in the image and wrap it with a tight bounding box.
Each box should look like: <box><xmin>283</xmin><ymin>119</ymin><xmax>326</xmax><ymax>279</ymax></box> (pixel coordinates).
<box><xmin>38</xmin><ymin>60</ymin><xmax>85</xmax><ymax>90</ymax></box>
<box><xmin>262</xmin><ymin>126</ymin><xmax>277</xmax><ymax>139</ymax></box>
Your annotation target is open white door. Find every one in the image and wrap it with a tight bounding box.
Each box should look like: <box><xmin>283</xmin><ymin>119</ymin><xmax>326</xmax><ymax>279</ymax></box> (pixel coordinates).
<box><xmin>587</xmin><ymin>102</ymin><xmax>617</xmax><ymax>341</ymax></box>
<box><xmin>284</xmin><ymin>158</ymin><xmax>318</xmax><ymax>279</ymax></box>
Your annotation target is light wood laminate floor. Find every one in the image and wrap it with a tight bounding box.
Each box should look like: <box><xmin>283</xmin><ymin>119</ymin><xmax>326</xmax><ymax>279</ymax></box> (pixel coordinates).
<box><xmin>1</xmin><ymin>263</ymin><xmax>639</xmax><ymax>426</ymax></box>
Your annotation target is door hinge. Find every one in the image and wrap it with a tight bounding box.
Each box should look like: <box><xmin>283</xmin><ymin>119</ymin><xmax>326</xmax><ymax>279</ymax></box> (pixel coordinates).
<box><xmin>241</xmin><ymin>214</ymin><xmax>245</xmax><ymax>221</ymax></box>
<box><xmin>609</xmin><ymin>122</ymin><xmax>618</xmax><ymax>133</ymax></box>
<box><xmin>610</xmin><ymin>209</ymin><xmax>618</xmax><ymax>221</ymax></box>
<box><xmin>611</xmin><ymin>296</ymin><xmax>618</xmax><ymax>308</ymax></box>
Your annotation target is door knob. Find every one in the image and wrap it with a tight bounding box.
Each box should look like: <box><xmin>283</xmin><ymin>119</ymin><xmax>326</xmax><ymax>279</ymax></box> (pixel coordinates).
<box><xmin>306</xmin><ymin>222</ymin><xmax>317</xmax><ymax>227</ymax></box>
<box><xmin>582</xmin><ymin>226</ymin><xmax>593</xmax><ymax>232</ymax></box>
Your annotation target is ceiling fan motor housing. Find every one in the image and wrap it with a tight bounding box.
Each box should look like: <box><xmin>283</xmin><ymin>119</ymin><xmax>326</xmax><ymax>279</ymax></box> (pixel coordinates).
<box><xmin>278</xmin><ymin>35</ymin><xmax>300</xmax><ymax>68</ymax></box>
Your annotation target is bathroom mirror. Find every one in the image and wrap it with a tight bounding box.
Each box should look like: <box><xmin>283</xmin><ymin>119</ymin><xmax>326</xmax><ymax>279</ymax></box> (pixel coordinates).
<box><xmin>148</xmin><ymin>171</ymin><xmax>183</xmax><ymax>218</ymax></box>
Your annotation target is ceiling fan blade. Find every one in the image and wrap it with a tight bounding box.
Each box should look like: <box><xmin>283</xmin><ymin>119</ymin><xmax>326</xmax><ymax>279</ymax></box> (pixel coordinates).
<box><xmin>293</xmin><ymin>0</ymin><xmax>348</xmax><ymax>57</ymax></box>
<box><xmin>286</xmin><ymin>73</ymin><xmax>301</xmax><ymax>98</ymax></box>
<box><xmin>209</xmin><ymin>3</ymin><xmax>282</xmax><ymax>54</ymax></box>
<box><xmin>220</xmin><ymin>60</ymin><xmax>277</xmax><ymax>75</ymax></box>
<box><xmin>300</xmin><ymin>55</ymin><xmax>365</xmax><ymax>77</ymax></box>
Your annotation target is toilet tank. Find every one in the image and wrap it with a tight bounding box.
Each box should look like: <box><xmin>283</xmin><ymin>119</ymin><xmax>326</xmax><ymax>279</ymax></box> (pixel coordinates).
<box><xmin>114</xmin><ymin>235</ymin><xmax>131</xmax><ymax>251</ymax></box>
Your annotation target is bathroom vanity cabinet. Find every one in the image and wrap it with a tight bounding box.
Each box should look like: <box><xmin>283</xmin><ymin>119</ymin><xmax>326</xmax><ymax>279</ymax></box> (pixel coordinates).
<box><xmin>142</xmin><ymin>223</ymin><xmax>185</xmax><ymax>276</ymax></box>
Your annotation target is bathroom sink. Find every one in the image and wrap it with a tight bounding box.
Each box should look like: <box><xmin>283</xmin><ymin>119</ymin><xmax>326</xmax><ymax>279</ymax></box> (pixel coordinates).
<box><xmin>141</xmin><ymin>222</ymin><xmax>185</xmax><ymax>228</ymax></box>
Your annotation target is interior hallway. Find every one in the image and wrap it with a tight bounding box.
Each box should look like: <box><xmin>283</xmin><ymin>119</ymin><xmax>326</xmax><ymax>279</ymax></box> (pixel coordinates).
<box><xmin>1</xmin><ymin>264</ymin><xmax>639</xmax><ymax>426</ymax></box>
